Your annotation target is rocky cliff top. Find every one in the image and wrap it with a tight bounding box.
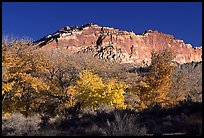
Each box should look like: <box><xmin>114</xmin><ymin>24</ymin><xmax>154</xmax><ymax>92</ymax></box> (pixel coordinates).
<box><xmin>34</xmin><ymin>23</ymin><xmax>202</xmax><ymax>65</ymax></box>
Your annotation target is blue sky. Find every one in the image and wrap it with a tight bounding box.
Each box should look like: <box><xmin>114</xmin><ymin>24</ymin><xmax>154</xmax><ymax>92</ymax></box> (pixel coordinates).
<box><xmin>2</xmin><ymin>2</ymin><xmax>202</xmax><ymax>47</ymax></box>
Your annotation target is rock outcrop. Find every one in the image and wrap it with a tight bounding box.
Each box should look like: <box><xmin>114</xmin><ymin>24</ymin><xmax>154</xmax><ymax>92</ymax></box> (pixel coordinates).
<box><xmin>34</xmin><ymin>23</ymin><xmax>202</xmax><ymax>65</ymax></box>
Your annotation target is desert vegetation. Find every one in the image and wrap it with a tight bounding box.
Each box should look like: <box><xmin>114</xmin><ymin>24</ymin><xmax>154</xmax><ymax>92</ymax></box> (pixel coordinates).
<box><xmin>2</xmin><ymin>39</ymin><xmax>202</xmax><ymax>136</ymax></box>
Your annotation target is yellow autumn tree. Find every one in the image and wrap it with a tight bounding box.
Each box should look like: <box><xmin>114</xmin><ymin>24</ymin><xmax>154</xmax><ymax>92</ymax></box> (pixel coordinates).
<box><xmin>73</xmin><ymin>70</ymin><xmax>127</xmax><ymax>110</ymax></box>
<box><xmin>104</xmin><ymin>79</ymin><xmax>128</xmax><ymax>109</ymax></box>
<box><xmin>2</xmin><ymin>41</ymin><xmax>49</xmax><ymax>117</ymax></box>
<box><xmin>137</xmin><ymin>49</ymin><xmax>175</xmax><ymax>110</ymax></box>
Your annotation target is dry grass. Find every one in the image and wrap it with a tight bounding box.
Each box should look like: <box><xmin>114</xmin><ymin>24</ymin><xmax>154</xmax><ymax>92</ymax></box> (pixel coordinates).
<box><xmin>2</xmin><ymin>113</ymin><xmax>41</xmax><ymax>136</ymax></box>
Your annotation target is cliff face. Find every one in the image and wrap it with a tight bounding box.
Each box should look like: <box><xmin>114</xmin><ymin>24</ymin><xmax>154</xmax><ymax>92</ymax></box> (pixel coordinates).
<box><xmin>34</xmin><ymin>23</ymin><xmax>202</xmax><ymax>65</ymax></box>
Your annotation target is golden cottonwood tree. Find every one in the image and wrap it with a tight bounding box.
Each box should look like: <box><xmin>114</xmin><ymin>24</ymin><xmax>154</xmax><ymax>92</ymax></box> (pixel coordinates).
<box><xmin>2</xmin><ymin>41</ymin><xmax>49</xmax><ymax>117</ymax></box>
<box><xmin>73</xmin><ymin>70</ymin><xmax>127</xmax><ymax>110</ymax></box>
<box><xmin>136</xmin><ymin>49</ymin><xmax>175</xmax><ymax>110</ymax></box>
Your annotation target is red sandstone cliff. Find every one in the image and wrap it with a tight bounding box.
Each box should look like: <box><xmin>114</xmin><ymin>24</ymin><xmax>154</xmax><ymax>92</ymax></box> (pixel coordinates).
<box><xmin>34</xmin><ymin>23</ymin><xmax>202</xmax><ymax>65</ymax></box>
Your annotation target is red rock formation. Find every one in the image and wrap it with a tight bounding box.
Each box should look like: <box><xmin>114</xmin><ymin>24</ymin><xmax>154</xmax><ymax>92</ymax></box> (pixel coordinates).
<box><xmin>34</xmin><ymin>23</ymin><xmax>202</xmax><ymax>65</ymax></box>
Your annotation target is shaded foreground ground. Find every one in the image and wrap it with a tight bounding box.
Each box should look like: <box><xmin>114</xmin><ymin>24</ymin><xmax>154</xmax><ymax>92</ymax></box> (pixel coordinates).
<box><xmin>2</xmin><ymin>101</ymin><xmax>202</xmax><ymax>136</ymax></box>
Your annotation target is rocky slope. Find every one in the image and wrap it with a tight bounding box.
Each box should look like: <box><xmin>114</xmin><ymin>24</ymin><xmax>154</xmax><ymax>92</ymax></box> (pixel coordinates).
<box><xmin>34</xmin><ymin>23</ymin><xmax>202</xmax><ymax>65</ymax></box>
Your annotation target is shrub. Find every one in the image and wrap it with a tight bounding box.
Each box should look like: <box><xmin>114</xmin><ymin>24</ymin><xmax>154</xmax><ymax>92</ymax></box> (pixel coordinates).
<box><xmin>2</xmin><ymin>113</ymin><xmax>41</xmax><ymax>136</ymax></box>
<box><xmin>101</xmin><ymin>111</ymin><xmax>147</xmax><ymax>136</ymax></box>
